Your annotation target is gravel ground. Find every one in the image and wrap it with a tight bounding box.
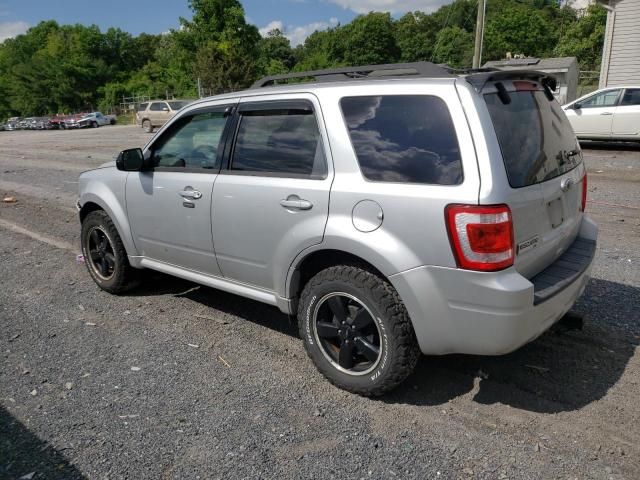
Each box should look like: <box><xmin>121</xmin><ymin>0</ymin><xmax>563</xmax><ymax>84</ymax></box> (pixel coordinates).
<box><xmin>1</xmin><ymin>127</ymin><xmax>639</xmax><ymax>480</ymax></box>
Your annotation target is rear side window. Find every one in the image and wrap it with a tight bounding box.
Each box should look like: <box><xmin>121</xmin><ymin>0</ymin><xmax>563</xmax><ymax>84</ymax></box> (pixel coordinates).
<box><xmin>137</xmin><ymin>103</ymin><xmax>148</xmax><ymax>111</ymax></box>
<box><xmin>150</xmin><ymin>102</ymin><xmax>168</xmax><ymax>111</ymax></box>
<box><xmin>485</xmin><ymin>89</ymin><xmax>580</xmax><ymax>188</ymax></box>
<box><xmin>230</xmin><ymin>103</ymin><xmax>326</xmax><ymax>178</ymax></box>
<box><xmin>621</xmin><ymin>88</ymin><xmax>640</xmax><ymax>106</ymax></box>
<box><xmin>579</xmin><ymin>89</ymin><xmax>620</xmax><ymax>108</ymax></box>
<box><xmin>340</xmin><ymin>95</ymin><xmax>463</xmax><ymax>185</ymax></box>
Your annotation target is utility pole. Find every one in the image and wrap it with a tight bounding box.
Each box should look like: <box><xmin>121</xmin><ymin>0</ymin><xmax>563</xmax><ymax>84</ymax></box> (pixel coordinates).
<box><xmin>472</xmin><ymin>0</ymin><xmax>486</xmax><ymax>69</ymax></box>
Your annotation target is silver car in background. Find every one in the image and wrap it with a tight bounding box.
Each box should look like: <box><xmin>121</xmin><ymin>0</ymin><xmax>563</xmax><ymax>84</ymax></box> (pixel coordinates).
<box><xmin>78</xmin><ymin>63</ymin><xmax>597</xmax><ymax>395</ymax></box>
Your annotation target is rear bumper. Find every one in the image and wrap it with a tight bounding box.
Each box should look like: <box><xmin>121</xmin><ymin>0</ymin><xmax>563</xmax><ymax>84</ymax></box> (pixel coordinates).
<box><xmin>390</xmin><ymin>216</ymin><xmax>598</xmax><ymax>356</ymax></box>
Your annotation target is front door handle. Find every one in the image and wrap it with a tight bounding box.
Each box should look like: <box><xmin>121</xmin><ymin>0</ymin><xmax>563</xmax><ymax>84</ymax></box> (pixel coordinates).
<box><xmin>179</xmin><ymin>188</ymin><xmax>202</xmax><ymax>200</ymax></box>
<box><xmin>600</xmin><ymin>112</ymin><xmax>613</xmax><ymax>116</ymax></box>
<box><xmin>280</xmin><ymin>195</ymin><xmax>313</xmax><ymax>211</ymax></box>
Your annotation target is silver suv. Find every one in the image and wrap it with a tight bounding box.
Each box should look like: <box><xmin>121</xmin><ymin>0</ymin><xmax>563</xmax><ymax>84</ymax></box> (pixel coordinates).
<box><xmin>78</xmin><ymin>63</ymin><xmax>597</xmax><ymax>396</ymax></box>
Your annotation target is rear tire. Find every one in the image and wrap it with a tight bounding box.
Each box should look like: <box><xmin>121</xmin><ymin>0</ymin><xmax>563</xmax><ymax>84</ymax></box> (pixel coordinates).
<box><xmin>81</xmin><ymin>211</ymin><xmax>138</xmax><ymax>294</ymax></box>
<box><xmin>142</xmin><ymin>120</ymin><xmax>153</xmax><ymax>133</ymax></box>
<box><xmin>298</xmin><ymin>265</ymin><xmax>420</xmax><ymax>396</ymax></box>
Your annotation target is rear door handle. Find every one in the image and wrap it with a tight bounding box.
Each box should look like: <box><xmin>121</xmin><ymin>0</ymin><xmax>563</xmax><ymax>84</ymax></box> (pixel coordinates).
<box><xmin>280</xmin><ymin>196</ymin><xmax>313</xmax><ymax>210</ymax></box>
<box><xmin>179</xmin><ymin>188</ymin><xmax>202</xmax><ymax>200</ymax></box>
<box><xmin>600</xmin><ymin>112</ymin><xmax>613</xmax><ymax>116</ymax></box>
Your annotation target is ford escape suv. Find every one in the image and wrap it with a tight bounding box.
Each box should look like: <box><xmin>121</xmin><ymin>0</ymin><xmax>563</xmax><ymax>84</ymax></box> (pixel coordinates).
<box><xmin>78</xmin><ymin>62</ymin><xmax>597</xmax><ymax>396</ymax></box>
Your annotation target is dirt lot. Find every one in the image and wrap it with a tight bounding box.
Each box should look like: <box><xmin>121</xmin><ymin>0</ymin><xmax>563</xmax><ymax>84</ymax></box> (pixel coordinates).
<box><xmin>1</xmin><ymin>126</ymin><xmax>639</xmax><ymax>479</ymax></box>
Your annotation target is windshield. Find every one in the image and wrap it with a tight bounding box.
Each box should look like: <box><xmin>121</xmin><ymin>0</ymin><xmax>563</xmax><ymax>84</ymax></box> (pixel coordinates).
<box><xmin>485</xmin><ymin>90</ymin><xmax>581</xmax><ymax>188</ymax></box>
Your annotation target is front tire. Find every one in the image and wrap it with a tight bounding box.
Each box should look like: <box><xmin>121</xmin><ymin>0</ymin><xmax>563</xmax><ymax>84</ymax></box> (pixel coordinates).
<box><xmin>81</xmin><ymin>211</ymin><xmax>137</xmax><ymax>294</ymax></box>
<box><xmin>91</xmin><ymin>121</ymin><xmax>98</xmax><ymax>128</ymax></box>
<box><xmin>298</xmin><ymin>265</ymin><xmax>420</xmax><ymax>396</ymax></box>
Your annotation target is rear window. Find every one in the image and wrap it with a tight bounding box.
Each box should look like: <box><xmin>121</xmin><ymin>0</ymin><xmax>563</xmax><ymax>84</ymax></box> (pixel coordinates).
<box><xmin>340</xmin><ymin>95</ymin><xmax>463</xmax><ymax>185</ymax></box>
<box><xmin>485</xmin><ymin>89</ymin><xmax>581</xmax><ymax>188</ymax></box>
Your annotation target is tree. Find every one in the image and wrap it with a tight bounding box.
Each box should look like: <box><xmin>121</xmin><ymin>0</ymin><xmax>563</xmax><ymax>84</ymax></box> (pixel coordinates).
<box><xmin>555</xmin><ymin>4</ymin><xmax>607</xmax><ymax>70</ymax></box>
<box><xmin>341</xmin><ymin>12</ymin><xmax>400</xmax><ymax>66</ymax></box>
<box><xmin>259</xmin><ymin>29</ymin><xmax>294</xmax><ymax>75</ymax></box>
<box><xmin>484</xmin><ymin>3</ymin><xmax>558</xmax><ymax>60</ymax></box>
<box><xmin>395</xmin><ymin>12</ymin><xmax>438</xmax><ymax>62</ymax></box>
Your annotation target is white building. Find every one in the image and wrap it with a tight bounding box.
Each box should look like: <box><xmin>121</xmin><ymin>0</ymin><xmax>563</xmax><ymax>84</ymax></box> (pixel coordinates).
<box><xmin>598</xmin><ymin>0</ymin><xmax>640</xmax><ymax>87</ymax></box>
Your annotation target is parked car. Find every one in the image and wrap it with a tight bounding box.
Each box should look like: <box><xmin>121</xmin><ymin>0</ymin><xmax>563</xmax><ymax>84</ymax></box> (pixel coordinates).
<box><xmin>4</xmin><ymin>117</ymin><xmax>21</xmax><ymax>130</ymax></box>
<box><xmin>65</xmin><ymin>112</ymin><xmax>113</xmax><ymax>129</ymax></box>
<box><xmin>563</xmin><ymin>86</ymin><xmax>640</xmax><ymax>142</ymax></box>
<box><xmin>78</xmin><ymin>62</ymin><xmax>597</xmax><ymax>395</ymax></box>
<box><xmin>136</xmin><ymin>100</ymin><xmax>190</xmax><ymax>133</ymax></box>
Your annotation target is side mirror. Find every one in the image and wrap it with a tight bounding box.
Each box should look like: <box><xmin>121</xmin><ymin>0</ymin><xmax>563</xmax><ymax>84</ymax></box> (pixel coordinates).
<box><xmin>162</xmin><ymin>107</ymin><xmax>169</xmax><ymax>112</ymax></box>
<box><xmin>116</xmin><ymin>148</ymin><xmax>145</xmax><ymax>171</ymax></box>
<box><xmin>573</xmin><ymin>103</ymin><xmax>582</xmax><ymax>110</ymax></box>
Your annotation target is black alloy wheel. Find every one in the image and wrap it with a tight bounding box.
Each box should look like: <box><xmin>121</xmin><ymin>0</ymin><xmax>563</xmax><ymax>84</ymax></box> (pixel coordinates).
<box><xmin>86</xmin><ymin>227</ymin><xmax>116</xmax><ymax>280</ymax></box>
<box><xmin>313</xmin><ymin>292</ymin><xmax>382</xmax><ymax>375</ymax></box>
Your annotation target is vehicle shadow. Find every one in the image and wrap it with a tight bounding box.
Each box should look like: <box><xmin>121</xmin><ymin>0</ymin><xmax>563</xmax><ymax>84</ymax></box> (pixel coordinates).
<box><xmin>128</xmin><ymin>274</ymin><xmax>638</xmax><ymax>414</ymax></box>
<box><xmin>382</xmin><ymin>278</ymin><xmax>639</xmax><ymax>413</ymax></box>
<box><xmin>0</xmin><ymin>406</ymin><xmax>86</xmax><ymax>479</ymax></box>
<box><xmin>580</xmin><ymin>140</ymin><xmax>640</xmax><ymax>151</ymax></box>
<box><xmin>130</xmin><ymin>271</ymin><xmax>297</xmax><ymax>337</ymax></box>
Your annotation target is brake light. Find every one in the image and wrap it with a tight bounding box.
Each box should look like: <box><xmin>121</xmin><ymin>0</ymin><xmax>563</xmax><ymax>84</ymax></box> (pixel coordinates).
<box><xmin>446</xmin><ymin>204</ymin><xmax>515</xmax><ymax>272</ymax></box>
<box><xmin>581</xmin><ymin>173</ymin><xmax>588</xmax><ymax>212</ymax></box>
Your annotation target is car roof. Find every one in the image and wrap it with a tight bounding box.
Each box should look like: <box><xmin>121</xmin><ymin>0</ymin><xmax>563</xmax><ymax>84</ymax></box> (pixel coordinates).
<box><xmin>188</xmin><ymin>76</ymin><xmax>458</xmax><ymax>108</ymax></box>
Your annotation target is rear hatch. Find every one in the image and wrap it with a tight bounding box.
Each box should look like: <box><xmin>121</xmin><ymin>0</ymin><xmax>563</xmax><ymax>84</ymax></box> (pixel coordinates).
<box><xmin>481</xmin><ymin>77</ymin><xmax>586</xmax><ymax>278</ymax></box>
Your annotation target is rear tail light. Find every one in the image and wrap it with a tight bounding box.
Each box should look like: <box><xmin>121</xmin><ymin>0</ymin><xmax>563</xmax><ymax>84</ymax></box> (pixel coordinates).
<box><xmin>581</xmin><ymin>172</ymin><xmax>588</xmax><ymax>212</ymax></box>
<box><xmin>446</xmin><ymin>204</ymin><xmax>515</xmax><ymax>272</ymax></box>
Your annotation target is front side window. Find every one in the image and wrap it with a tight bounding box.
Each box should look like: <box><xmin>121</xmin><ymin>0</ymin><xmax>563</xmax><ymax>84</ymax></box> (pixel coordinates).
<box><xmin>151</xmin><ymin>110</ymin><xmax>228</xmax><ymax>169</ymax></box>
<box><xmin>579</xmin><ymin>89</ymin><xmax>620</xmax><ymax>108</ymax></box>
<box><xmin>340</xmin><ymin>95</ymin><xmax>463</xmax><ymax>184</ymax></box>
<box><xmin>230</xmin><ymin>103</ymin><xmax>326</xmax><ymax>178</ymax></box>
<box><xmin>150</xmin><ymin>102</ymin><xmax>168</xmax><ymax>111</ymax></box>
<box><xmin>620</xmin><ymin>88</ymin><xmax>640</xmax><ymax>106</ymax></box>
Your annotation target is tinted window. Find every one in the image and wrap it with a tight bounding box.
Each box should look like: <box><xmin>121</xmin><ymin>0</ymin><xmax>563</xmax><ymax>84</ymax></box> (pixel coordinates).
<box><xmin>485</xmin><ymin>90</ymin><xmax>581</xmax><ymax>188</ymax></box>
<box><xmin>150</xmin><ymin>102</ymin><xmax>168</xmax><ymax>111</ymax></box>
<box><xmin>231</xmin><ymin>106</ymin><xmax>325</xmax><ymax>177</ymax></box>
<box><xmin>621</xmin><ymin>88</ymin><xmax>640</xmax><ymax>106</ymax></box>
<box><xmin>340</xmin><ymin>95</ymin><xmax>463</xmax><ymax>184</ymax></box>
<box><xmin>137</xmin><ymin>103</ymin><xmax>148</xmax><ymax>111</ymax></box>
<box><xmin>168</xmin><ymin>101</ymin><xmax>188</xmax><ymax>110</ymax></box>
<box><xmin>580</xmin><ymin>89</ymin><xmax>620</xmax><ymax>108</ymax></box>
<box><xmin>152</xmin><ymin>111</ymin><xmax>228</xmax><ymax>169</ymax></box>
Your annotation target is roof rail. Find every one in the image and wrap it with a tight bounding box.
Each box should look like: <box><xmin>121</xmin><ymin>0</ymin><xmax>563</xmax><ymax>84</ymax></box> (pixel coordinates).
<box><xmin>251</xmin><ymin>62</ymin><xmax>455</xmax><ymax>88</ymax></box>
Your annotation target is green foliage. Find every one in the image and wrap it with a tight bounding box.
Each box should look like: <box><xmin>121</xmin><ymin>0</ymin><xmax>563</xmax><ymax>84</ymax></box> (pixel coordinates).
<box><xmin>0</xmin><ymin>0</ymin><xmax>608</xmax><ymax>119</ymax></box>
<box><xmin>554</xmin><ymin>4</ymin><xmax>607</xmax><ymax>70</ymax></box>
<box><xmin>341</xmin><ymin>12</ymin><xmax>400</xmax><ymax>65</ymax></box>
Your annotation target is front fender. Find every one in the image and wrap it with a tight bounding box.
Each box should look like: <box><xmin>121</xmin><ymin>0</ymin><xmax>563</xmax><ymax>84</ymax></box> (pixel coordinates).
<box><xmin>79</xmin><ymin>180</ymin><xmax>138</xmax><ymax>257</ymax></box>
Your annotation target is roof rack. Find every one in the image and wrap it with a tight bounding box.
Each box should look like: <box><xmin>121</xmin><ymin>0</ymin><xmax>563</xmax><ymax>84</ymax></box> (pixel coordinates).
<box><xmin>251</xmin><ymin>62</ymin><xmax>455</xmax><ymax>88</ymax></box>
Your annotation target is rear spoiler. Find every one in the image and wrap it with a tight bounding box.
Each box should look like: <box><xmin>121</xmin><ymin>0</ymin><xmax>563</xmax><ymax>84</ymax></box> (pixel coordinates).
<box><xmin>462</xmin><ymin>69</ymin><xmax>557</xmax><ymax>95</ymax></box>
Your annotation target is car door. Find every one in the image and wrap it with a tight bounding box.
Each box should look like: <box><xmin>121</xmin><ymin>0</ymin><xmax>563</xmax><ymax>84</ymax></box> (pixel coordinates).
<box><xmin>565</xmin><ymin>89</ymin><xmax>621</xmax><ymax>137</ymax></box>
<box><xmin>611</xmin><ymin>88</ymin><xmax>640</xmax><ymax>138</ymax></box>
<box><xmin>126</xmin><ymin>103</ymin><xmax>235</xmax><ymax>276</ymax></box>
<box><xmin>149</xmin><ymin>102</ymin><xmax>169</xmax><ymax>126</ymax></box>
<box><xmin>212</xmin><ymin>95</ymin><xmax>332</xmax><ymax>291</ymax></box>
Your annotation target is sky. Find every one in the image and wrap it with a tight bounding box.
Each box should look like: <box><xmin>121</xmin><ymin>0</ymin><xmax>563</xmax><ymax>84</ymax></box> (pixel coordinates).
<box><xmin>0</xmin><ymin>0</ymin><xmax>454</xmax><ymax>46</ymax></box>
